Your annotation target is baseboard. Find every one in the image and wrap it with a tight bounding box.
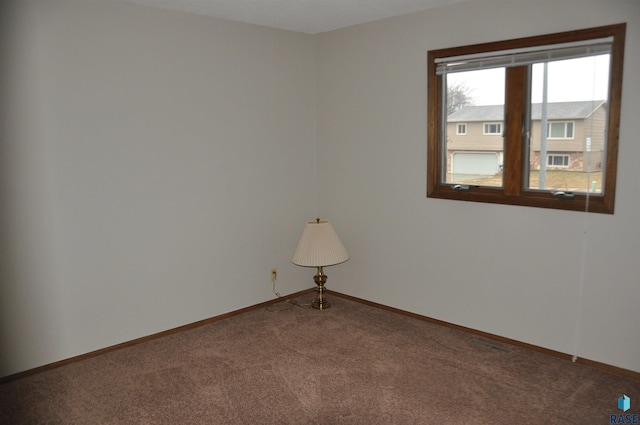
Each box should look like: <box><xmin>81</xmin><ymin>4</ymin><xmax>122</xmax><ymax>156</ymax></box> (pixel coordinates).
<box><xmin>0</xmin><ymin>288</ymin><xmax>314</xmax><ymax>385</ymax></box>
<box><xmin>329</xmin><ymin>290</ymin><xmax>640</xmax><ymax>381</ymax></box>
<box><xmin>3</xmin><ymin>287</ymin><xmax>637</xmax><ymax>384</ymax></box>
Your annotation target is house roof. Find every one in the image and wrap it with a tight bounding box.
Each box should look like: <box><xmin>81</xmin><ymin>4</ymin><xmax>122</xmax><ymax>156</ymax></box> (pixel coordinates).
<box><xmin>447</xmin><ymin>100</ymin><xmax>606</xmax><ymax>122</ymax></box>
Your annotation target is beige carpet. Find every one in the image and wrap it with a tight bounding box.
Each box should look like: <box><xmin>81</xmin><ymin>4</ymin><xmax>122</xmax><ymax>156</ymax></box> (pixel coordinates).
<box><xmin>1</xmin><ymin>294</ymin><xmax>638</xmax><ymax>424</ymax></box>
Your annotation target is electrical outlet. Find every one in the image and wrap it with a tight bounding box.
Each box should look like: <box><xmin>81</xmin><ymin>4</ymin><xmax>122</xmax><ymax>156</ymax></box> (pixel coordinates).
<box><xmin>270</xmin><ymin>268</ymin><xmax>277</xmax><ymax>282</ymax></box>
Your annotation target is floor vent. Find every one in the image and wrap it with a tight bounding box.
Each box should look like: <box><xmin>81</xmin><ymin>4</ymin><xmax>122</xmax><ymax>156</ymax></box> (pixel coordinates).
<box><xmin>470</xmin><ymin>339</ymin><xmax>513</xmax><ymax>353</ymax></box>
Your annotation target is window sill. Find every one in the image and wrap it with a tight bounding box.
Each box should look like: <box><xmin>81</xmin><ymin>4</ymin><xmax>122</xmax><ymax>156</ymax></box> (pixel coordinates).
<box><xmin>427</xmin><ymin>185</ymin><xmax>613</xmax><ymax>214</ymax></box>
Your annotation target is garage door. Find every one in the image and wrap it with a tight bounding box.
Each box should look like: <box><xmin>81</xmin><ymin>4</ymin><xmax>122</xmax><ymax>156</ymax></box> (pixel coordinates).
<box><xmin>451</xmin><ymin>152</ymin><xmax>499</xmax><ymax>176</ymax></box>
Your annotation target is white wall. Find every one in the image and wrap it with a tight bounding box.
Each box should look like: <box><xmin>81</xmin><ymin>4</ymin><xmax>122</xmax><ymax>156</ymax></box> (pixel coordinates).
<box><xmin>2</xmin><ymin>0</ymin><xmax>638</xmax><ymax>379</ymax></box>
<box><xmin>315</xmin><ymin>0</ymin><xmax>640</xmax><ymax>372</ymax></box>
<box><xmin>0</xmin><ymin>0</ymin><xmax>316</xmax><ymax>377</ymax></box>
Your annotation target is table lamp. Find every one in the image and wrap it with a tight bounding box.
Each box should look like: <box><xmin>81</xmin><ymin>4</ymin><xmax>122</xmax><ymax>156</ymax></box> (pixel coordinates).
<box><xmin>292</xmin><ymin>218</ymin><xmax>350</xmax><ymax>310</ymax></box>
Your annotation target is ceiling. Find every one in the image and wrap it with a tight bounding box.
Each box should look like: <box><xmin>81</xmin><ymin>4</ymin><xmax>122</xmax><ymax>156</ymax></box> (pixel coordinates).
<box><xmin>119</xmin><ymin>0</ymin><xmax>468</xmax><ymax>34</ymax></box>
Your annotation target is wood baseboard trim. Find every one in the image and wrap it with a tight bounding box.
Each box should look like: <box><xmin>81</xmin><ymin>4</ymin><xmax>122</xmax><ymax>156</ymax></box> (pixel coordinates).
<box><xmin>4</xmin><ymin>288</ymin><xmax>637</xmax><ymax>384</ymax></box>
<box><xmin>0</xmin><ymin>288</ymin><xmax>314</xmax><ymax>385</ymax></box>
<box><xmin>329</xmin><ymin>290</ymin><xmax>640</xmax><ymax>381</ymax></box>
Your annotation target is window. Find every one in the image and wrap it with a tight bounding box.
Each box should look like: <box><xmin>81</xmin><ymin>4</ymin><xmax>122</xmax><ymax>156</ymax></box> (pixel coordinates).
<box><xmin>547</xmin><ymin>122</ymin><xmax>574</xmax><ymax>139</ymax></box>
<box><xmin>427</xmin><ymin>24</ymin><xmax>625</xmax><ymax>214</ymax></box>
<box><xmin>548</xmin><ymin>154</ymin><xmax>570</xmax><ymax>167</ymax></box>
<box><xmin>483</xmin><ymin>123</ymin><xmax>502</xmax><ymax>135</ymax></box>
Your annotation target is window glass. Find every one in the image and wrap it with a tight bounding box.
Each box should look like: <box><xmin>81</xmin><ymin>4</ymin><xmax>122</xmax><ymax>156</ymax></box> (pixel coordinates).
<box><xmin>444</xmin><ymin>68</ymin><xmax>505</xmax><ymax>187</ymax></box>
<box><xmin>526</xmin><ymin>55</ymin><xmax>610</xmax><ymax>195</ymax></box>
<box><xmin>567</xmin><ymin>122</ymin><xmax>574</xmax><ymax>138</ymax></box>
<box><xmin>548</xmin><ymin>122</ymin><xmax>570</xmax><ymax>138</ymax></box>
<box><xmin>548</xmin><ymin>155</ymin><xmax>569</xmax><ymax>167</ymax></box>
<box><xmin>428</xmin><ymin>23</ymin><xmax>624</xmax><ymax>213</ymax></box>
<box><xmin>484</xmin><ymin>123</ymin><xmax>502</xmax><ymax>134</ymax></box>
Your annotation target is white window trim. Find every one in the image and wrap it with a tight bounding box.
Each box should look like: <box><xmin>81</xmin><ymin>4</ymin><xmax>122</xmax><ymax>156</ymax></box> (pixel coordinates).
<box><xmin>456</xmin><ymin>123</ymin><xmax>467</xmax><ymax>135</ymax></box>
<box><xmin>547</xmin><ymin>121</ymin><xmax>575</xmax><ymax>139</ymax></box>
<box><xmin>547</xmin><ymin>154</ymin><xmax>570</xmax><ymax>167</ymax></box>
<box><xmin>483</xmin><ymin>122</ymin><xmax>502</xmax><ymax>135</ymax></box>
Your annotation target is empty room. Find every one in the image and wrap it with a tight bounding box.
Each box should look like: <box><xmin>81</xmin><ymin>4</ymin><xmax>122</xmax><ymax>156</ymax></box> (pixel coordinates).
<box><xmin>1</xmin><ymin>0</ymin><xmax>639</xmax><ymax>423</ymax></box>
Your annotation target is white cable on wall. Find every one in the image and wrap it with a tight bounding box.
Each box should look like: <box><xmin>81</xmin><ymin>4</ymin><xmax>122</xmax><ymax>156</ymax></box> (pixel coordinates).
<box><xmin>571</xmin><ymin>55</ymin><xmax>602</xmax><ymax>361</ymax></box>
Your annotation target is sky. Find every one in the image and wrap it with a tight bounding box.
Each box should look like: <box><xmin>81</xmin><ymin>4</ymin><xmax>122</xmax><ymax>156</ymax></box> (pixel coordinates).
<box><xmin>448</xmin><ymin>55</ymin><xmax>610</xmax><ymax>105</ymax></box>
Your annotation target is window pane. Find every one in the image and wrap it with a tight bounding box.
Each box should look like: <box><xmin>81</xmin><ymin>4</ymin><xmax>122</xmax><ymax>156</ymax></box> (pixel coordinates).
<box><xmin>526</xmin><ymin>54</ymin><xmax>610</xmax><ymax>195</ymax></box>
<box><xmin>549</xmin><ymin>122</ymin><xmax>565</xmax><ymax>138</ymax></box>
<box><xmin>428</xmin><ymin>24</ymin><xmax>623</xmax><ymax>214</ymax></box>
<box><xmin>484</xmin><ymin>123</ymin><xmax>501</xmax><ymax>134</ymax></box>
<box><xmin>444</xmin><ymin>68</ymin><xmax>505</xmax><ymax>187</ymax></box>
<box><xmin>548</xmin><ymin>155</ymin><xmax>569</xmax><ymax>167</ymax></box>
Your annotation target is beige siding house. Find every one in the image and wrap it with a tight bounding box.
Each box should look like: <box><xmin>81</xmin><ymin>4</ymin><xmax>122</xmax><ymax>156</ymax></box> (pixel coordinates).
<box><xmin>446</xmin><ymin>100</ymin><xmax>607</xmax><ymax>176</ymax></box>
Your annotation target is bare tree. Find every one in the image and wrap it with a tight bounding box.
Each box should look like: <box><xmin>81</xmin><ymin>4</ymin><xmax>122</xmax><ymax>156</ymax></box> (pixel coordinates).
<box><xmin>447</xmin><ymin>82</ymin><xmax>474</xmax><ymax>115</ymax></box>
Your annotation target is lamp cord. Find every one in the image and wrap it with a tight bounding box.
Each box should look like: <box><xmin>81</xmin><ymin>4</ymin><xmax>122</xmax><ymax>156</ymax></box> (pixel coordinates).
<box><xmin>266</xmin><ymin>279</ymin><xmax>310</xmax><ymax>312</ymax></box>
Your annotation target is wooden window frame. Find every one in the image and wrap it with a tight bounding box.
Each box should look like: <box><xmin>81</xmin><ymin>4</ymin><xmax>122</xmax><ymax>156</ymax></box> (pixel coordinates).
<box><xmin>427</xmin><ymin>23</ymin><xmax>625</xmax><ymax>214</ymax></box>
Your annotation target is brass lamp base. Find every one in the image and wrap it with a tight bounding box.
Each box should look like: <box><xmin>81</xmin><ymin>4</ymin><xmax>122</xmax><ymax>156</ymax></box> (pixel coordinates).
<box><xmin>312</xmin><ymin>266</ymin><xmax>331</xmax><ymax>310</ymax></box>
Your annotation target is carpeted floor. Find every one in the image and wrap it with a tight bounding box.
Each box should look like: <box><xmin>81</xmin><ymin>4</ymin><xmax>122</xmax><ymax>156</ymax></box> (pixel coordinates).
<box><xmin>1</xmin><ymin>294</ymin><xmax>638</xmax><ymax>424</ymax></box>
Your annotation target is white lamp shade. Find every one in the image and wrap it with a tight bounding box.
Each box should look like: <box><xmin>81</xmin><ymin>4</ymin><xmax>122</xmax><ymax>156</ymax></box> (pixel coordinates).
<box><xmin>292</xmin><ymin>220</ymin><xmax>350</xmax><ymax>267</ymax></box>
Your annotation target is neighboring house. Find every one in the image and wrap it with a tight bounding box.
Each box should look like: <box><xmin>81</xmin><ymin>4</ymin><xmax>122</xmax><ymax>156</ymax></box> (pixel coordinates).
<box><xmin>446</xmin><ymin>100</ymin><xmax>607</xmax><ymax>176</ymax></box>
